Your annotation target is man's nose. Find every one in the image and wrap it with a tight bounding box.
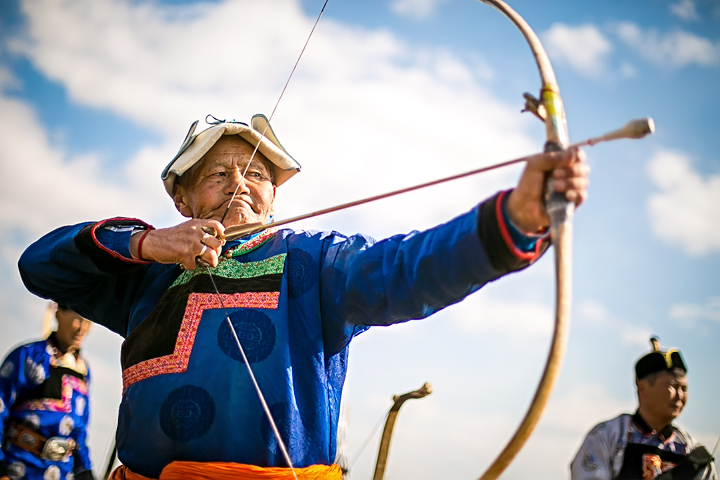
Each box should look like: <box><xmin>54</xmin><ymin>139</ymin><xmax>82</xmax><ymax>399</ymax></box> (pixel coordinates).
<box><xmin>227</xmin><ymin>169</ymin><xmax>250</xmax><ymax>195</ymax></box>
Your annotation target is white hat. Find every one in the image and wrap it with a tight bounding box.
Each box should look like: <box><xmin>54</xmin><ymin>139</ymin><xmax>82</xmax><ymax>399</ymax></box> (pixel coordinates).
<box><xmin>161</xmin><ymin>114</ymin><xmax>301</xmax><ymax>196</ymax></box>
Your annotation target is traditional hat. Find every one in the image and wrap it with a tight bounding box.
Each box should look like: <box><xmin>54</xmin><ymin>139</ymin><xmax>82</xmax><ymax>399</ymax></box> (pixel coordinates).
<box><xmin>161</xmin><ymin>114</ymin><xmax>302</xmax><ymax>196</ymax></box>
<box><xmin>635</xmin><ymin>337</ymin><xmax>687</xmax><ymax>380</ymax></box>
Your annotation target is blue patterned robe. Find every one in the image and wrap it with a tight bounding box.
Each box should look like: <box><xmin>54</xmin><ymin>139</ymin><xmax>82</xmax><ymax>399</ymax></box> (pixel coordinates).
<box><xmin>18</xmin><ymin>193</ymin><xmax>544</xmax><ymax>478</ymax></box>
<box><xmin>0</xmin><ymin>335</ymin><xmax>93</xmax><ymax>480</ymax></box>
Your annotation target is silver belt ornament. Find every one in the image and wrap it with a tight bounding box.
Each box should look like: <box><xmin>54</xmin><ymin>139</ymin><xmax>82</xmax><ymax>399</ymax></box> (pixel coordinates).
<box><xmin>41</xmin><ymin>436</ymin><xmax>76</xmax><ymax>461</ymax></box>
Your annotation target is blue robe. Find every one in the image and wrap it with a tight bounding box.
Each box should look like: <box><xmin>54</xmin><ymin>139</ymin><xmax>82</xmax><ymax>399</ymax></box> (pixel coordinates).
<box><xmin>18</xmin><ymin>193</ymin><xmax>546</xmax><ymax>478</ymax></box>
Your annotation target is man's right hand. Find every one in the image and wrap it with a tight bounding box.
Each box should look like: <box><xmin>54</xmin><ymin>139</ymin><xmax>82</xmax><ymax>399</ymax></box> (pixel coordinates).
<box><xmin>130</xmin><ymin>219</ymin><xmax>226</xmax><ymax>270</ymax></box>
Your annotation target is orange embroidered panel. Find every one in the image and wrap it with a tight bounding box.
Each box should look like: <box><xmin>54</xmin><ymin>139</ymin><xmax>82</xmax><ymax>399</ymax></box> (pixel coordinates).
<box><xmin>122</xmin><ymin>292</ymin><xmax>279</xmax><ymax>391</ymax></box>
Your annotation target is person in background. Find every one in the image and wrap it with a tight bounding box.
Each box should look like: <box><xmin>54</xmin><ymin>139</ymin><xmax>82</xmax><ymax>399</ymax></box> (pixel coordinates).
<box><xmin>571</xmin><ymin>337</ymin><xmax>716</xmax><ymax>480</ymax></box>
<box><xmin>0</xmin><ymin>303</ymin><xmax>94</xmax><ymax>480</ymax></box>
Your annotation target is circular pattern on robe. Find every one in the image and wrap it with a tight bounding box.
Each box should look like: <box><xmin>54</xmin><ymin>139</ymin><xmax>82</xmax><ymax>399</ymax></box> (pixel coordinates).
<box><xmin>75</xmin><ymin>397</ymin><xmax>86</xmax><ymax>416</ymax></box>
<box><xmin>286</xmin><ymin>248</ymin><xmax>317</xmax><ymax>299</ymax></box>
<box><xmin>1</xmin><ymin>360</ymin><xmax>15</xmax><ymax>378</ymax></box>
<box><xmin>24</xmin><ymin>413</ymin><xmax>41</xmax><ymax>430</ymax></box>
<box><xmin>59</xmin><ymin>415</ymin><xmax>75</xmax><ymax>435</ymax></box>
<box><xmin>0</xmin><ymin>396</ymin><xmax>4</xmax><ymax>414</ymax></box>
<box><xmin>217</xmin><ymin>310</ymin><xmax>275</xmax><ymax>363</ymax></box>
<box><xmin>159</xmin><ymin>385</ymin><xmax>215</xmax><ymax>442</ymax></box>
<box><xmin>44</xmin><ymin>465</ymin><xmax>61</xmax><ymax>480</ymax></box>
<box><xmin>7</xmin><ymin>461</ymin><xmax>26</xmax><ymax>479</ymax></box>
<box><xmin>24</xmin><ymin>357</ymin><xmax>46</xmax><ymax>385</ymax></box>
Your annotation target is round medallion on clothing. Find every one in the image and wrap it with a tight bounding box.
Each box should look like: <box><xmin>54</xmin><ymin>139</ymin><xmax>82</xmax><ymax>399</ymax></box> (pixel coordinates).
<box><xmin>7</xmin><ymin>461</ymin><xmax>26</xmax><ymax>479</ymax></box>
<box><xmin>217</xmin><ymin>310</ymin><xmax>275</xmax><ymax>363</ymax></box>
<box><xmin>25</xmin><ymin>357</ymin><xmax>46</xmax><ymax>385</ymax></box>
<box><xmin>59</xmin><ymin>415</ymin><xmax>75</xmax><ymax>435</ymax></box>
<box><xmin>159</xmin><ymin>385</ymin><xmax>215</xmax><ymax>442</ymax></box>
<box><xmin>44</xmin><ymin>465</ymin><xmax>61</xmax><ymax>480</ymax></box>
<box><xmin>0</xmin><ymin>359</ymin><xmax>14</xmax><ymax>378</ymax></box>
<box><xmin>286</xmin><ymin>248</ymin><xmax>317</xmax><ymax>299</ymax></box>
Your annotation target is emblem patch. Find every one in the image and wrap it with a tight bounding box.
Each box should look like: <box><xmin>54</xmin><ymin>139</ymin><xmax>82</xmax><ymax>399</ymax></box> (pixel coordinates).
<box><xmin>160</xmin><ymin>385</ymin><xmax>215</xmax><ymax>442</ymax></box>
<box><xmin>217</xmin><ymin>310</ymin><xmax>276</xmax><ymax>363</ymax></box>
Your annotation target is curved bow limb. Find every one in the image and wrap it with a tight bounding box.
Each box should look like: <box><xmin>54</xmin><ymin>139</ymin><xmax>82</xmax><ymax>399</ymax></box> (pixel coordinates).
<box><xmin>372</xmin><ymin>383</ymin><xmax>433</xmax><ymax>480</ymax></box>
<box><xmin>476</xmin><ymin>1</ymin><xmax>571</xmax><ymax>479</ymax></box>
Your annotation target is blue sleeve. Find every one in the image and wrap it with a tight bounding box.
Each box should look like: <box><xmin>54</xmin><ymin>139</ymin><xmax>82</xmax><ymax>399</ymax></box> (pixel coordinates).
<box><xmin>18</xmin><ymin>218</ymin><xmax>153</xmax><ymax>336</ymax></box>
<box><xmin>320</xmin><ymin>197</ymin><xmax>546</xmax><ymax>331</ymax></box>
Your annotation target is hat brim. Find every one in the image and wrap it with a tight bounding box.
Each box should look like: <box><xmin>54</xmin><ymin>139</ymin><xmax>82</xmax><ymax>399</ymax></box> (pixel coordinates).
<box><xmin>162</xmin><ymin>115</ymin><xmax>301</xmax><ymax>196</ymax></box>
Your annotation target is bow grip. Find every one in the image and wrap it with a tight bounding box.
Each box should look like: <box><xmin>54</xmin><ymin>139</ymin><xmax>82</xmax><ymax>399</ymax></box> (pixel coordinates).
<box><xmin>543</xmin><ymin>140</ymin><xmax>574</xmax><ymax>227</ymax></box>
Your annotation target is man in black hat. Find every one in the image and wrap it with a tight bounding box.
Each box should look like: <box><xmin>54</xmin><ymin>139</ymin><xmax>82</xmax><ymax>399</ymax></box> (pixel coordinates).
<box><xmin>570</xmin><ymin>338</ymin><xmax>716</xmax><ymax>480</ymax></box>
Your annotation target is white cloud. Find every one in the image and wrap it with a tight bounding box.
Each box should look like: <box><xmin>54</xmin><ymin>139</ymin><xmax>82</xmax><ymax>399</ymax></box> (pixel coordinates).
<box><xmin>670</xmin><ymin>0</ymin><xmax>700</xmax><ymax>21</ymax></box>
<box><xmin>543</xmin><ymin>23</ymin><xmax>612</xmax><ymax>78</ymax></box>
<box><xmin>576</xmin><ymin>299</ymin><xmax>654</xmax><ymax>348</ymax></box>
<box><xmin>6</xmin><ymin>0</ymin><xmax>538</xmax><ymax>244</ymax></box>
<box><xmin>615</xmin><ymin>22</ymin><xmax>720</xmax><ymax>69</ymax></box>
<box><xmin>670</xmin><ymin>296</ymin><xmax>720</xmax><ymax>324</ymax></box>
<box><xmin>647</xmin><ymin>149</ymin><xmax>720</xmax><ymax>255</ymax></box>
<box><xmin>0</xmin><ymin>92</ymin><xmax>179</xmax><ymax>254</ymax></box>
<box><xmin>390</xmin><ymin>0</ymin><xmax>447</xmax><ymax>20</ymax></box>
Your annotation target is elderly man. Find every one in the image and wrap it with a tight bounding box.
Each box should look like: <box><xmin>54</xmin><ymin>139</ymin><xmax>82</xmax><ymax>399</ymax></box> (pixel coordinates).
<box><xmin>20</xmin><ymin>115</ymin><xmax>589</xmax><ymax>480</ymax></box>
<box><xmin>0</xmin><ymin>304</ymin><xmax>94</xmax><ymax>480</ymax></box>
<box><xmin>571</xmin><ymin>338</ymin><xmax>716</xmax><ymax>480</ymax></box>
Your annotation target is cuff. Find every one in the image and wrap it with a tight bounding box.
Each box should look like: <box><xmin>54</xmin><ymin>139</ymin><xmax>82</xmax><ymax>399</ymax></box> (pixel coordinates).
<box><xmin>74</xmin><ymin>218</ymin><xmax>155</xmax><ymax>272</ymax></box>
<box><xmin>500</xmin><ymin>190</ymin><xmax>550</xmax><ymax>254</ymax></box>
<box><xmin>477</xmin><ymin>191</ymin><xmax>550</xmax><ymax>274</ymax></box>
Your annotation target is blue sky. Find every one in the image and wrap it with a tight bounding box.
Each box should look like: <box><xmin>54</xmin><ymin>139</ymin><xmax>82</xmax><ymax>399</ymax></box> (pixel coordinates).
<box><xmin>0</xmin><ymin>0</ymin><xmax>718</xmax><ymax>478</ymax></box>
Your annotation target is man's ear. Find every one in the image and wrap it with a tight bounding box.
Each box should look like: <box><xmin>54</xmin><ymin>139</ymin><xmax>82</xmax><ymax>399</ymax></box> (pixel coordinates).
<box><xmin>173</xmin><ymin>185</ymin><xmax>193</xmax><ymax>218</ymax></box>
<box><xmin>269</xmin><ymin>185</ymin><xmax>277</xmax><ymax>217</ymax></box>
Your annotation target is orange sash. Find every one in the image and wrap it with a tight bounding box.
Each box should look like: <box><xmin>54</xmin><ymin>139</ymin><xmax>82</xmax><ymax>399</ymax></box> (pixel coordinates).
<box><xmin>110</xmin><ymin>461</ymin><xmax>343</xmax><ymax>480</ymax></box>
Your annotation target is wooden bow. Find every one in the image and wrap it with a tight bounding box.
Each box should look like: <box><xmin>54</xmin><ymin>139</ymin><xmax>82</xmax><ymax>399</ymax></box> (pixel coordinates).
<box><xmin>476</xmin><ymin>1</ymin><xmax>571</xmax><ymax>478</ymax></box>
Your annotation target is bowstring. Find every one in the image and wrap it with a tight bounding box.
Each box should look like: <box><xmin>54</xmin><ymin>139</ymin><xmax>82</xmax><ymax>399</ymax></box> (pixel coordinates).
<box><xmin>203</xmin><ymin>2</ymin><xmax>332</xmax><ymax>477</ymax></box>
<box><xmin>220</xmin><ymin>0</ymin><xmax>330</xmax><ymax>224</ymax></box>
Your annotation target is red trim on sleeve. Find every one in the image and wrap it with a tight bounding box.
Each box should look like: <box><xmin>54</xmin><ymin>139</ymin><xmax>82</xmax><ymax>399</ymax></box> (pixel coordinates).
<box><xmin>495</xmin><ymin>190</ymin><xmax>543</xmax><ymax>261</ymax></box>
<box><xmin>89</xmin><ymin>218</ymin><xmax>155</xmax><ymax>265</ymax></box>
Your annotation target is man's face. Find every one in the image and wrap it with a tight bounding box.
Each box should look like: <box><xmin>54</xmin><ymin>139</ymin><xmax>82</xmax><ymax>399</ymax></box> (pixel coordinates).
<box><xmin>638</xmin><ymin>371</ymin><xmax>688</xmax><ymax>425</ymax></box>
<box><xmin>173</xmin><ymin>136</ymin><xmax>277</xmax><ymax>226</ymax></box>
<box><xmin>55</xmin><ymin>308</ymin><xmax>92</xmax><ymax>353</ymax></box>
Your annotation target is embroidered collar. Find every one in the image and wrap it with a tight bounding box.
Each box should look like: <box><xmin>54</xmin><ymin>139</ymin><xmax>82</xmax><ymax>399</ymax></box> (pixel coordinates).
<box><xmin>632</xmin><ymin>410</ymin><xmax>675</xmax><ymax>441</ymax></box>
<box><xmin>222</xmin><ymin>227</ymin><xmax>277</xmax><ymax>258</ymax></box>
